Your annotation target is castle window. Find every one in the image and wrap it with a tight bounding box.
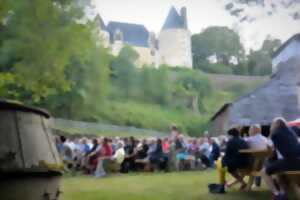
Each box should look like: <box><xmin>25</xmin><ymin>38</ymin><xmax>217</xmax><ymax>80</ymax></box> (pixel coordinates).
<box><xmin>150</xmin><ymin>50</ymin><xmax>155</xmax><ymax>56</ymax></box>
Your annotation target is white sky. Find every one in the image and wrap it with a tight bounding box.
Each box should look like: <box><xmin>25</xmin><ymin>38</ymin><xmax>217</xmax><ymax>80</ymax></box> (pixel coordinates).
<box><xmin>92</xmin><ymin>0</ymin><xmax>300</xmax><ymax>51</ymax></box>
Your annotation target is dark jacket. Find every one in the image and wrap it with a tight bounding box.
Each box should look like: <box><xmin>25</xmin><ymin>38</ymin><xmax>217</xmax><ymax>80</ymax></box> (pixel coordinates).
<box><xmin>272</xmin><ymin>126</ymin><xmax>300</xmax><ymax>160</ymax></box>
<box><xmin>222</xmin><ymin>136</ymin><xmax>249</xmax><ymax>169</ymax></box>
<box><xmin>211</xmin><ymin>142</ymin><xmax>221</xmax><ymax>161</ymax></box>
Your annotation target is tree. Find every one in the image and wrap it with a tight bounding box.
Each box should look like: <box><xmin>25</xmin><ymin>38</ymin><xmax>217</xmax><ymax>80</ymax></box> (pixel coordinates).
<box><xmin>247</xmin><ymin>49</ymin><xmax>272</xmax><ymax>76</ymax></box>
<box><xmin>246</xmin><ymin>37</ymin><xmax>281</xmax><ymax>76</ymax></box>
<box><xmin>261</xmin><ymin>37</ymin><xmax>282</xmax><ymax>56</ymax></box>
<box><xmin>0</xmin><ymin>0</ymin><xmax>112</xmax><ymax>121</ymax></box>
<box><xmin>0</xmin><ymin>0</ymin><xmax>88</xmax><ymax>102</ymax></box>
<box><xmin>110</xmin><ymin>46</ymin><xmax>138</xmax><ymax>99</ymax></box>
<box><xmin>224</xmin><ymin>0</ymin><xmax>300</xmax><ymax>22</ymax></box>
<box><xmin>174</xmin><ymin>70</ymin><xmax>211</xmax><ymax>113</ymax></box>
<box><xmin>192</xmin><ymin>26</ymin><xmax>245</xmax><ymax>70</ymax></box>
<box><xmin>138</xmin><ymin>66</ymin><xmax>171</xmax><ymax>105</ymax></box>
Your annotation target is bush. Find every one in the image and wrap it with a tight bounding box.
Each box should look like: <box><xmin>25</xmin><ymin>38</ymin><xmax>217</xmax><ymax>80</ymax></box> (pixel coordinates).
<box><xmin>97</xmin><ymin>100</ymin><xmax>207</xmax><ymax>136</ymax></box>
<box><xmin>195</xmin><ymin>61</ymin><xmax>233</xmax><ymax>74</ymax></box>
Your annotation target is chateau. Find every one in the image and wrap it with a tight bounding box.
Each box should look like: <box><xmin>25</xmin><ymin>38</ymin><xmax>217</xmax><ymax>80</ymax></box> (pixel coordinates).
<box><xmin>95</xmin><ymin>6</ymin><xmax>193</xmax><ymax>68</ymax></box>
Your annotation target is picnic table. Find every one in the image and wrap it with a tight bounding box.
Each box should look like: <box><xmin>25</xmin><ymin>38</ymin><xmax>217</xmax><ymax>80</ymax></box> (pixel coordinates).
<box><xmin>279</xmin><ymin>171</ymin><xmax>300</xmax><ymax>199</ymax></box>
<box><xmin>238</xmin><ymin>149</ymin><xmax>272</xmax><ymax>191</ymax></box>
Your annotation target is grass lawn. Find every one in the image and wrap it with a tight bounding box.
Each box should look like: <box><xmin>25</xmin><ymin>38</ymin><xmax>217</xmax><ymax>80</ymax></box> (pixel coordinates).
<box><xmin>61</xmin><ymin>171</ymin><xmax>270</xmax><ymax>200</ymax></box>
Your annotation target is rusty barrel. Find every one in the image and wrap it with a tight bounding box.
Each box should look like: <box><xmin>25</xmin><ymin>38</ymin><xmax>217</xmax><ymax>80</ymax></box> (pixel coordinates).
<box><xmin>0</xmin><ymin>100</ymin><xmax>63</xmax><ymax>200</ymax></box>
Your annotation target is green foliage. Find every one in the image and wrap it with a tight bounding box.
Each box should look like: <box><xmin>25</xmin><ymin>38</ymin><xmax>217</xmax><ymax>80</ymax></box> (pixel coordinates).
<box><xmin>97</xmin><ymin>100</ymin><xmax>207</xmax><ymax>136</ymax></box>
<box><xmin>0</xmin><ymin>0</ymin><xmax>90</xmax><ymax>101</ymax></box>
<box><xmin>0</xmin><ymin>2</ymin><xmax>269</xmax><ymax>137</ymax></box>
<box><xmin>247</xmin><ymin>49</ymin><xmax>272</xmax><ymax>76</ymax></box>
<box><xmin>192</xmin><ymin>26</ymin><xmax>245</xmax><ymax>68</ymax></box>
<box><xmin>191</xmin><ymin>26</ymin><xmax>281</xmax><ymax>76</ymax></box>
<box><xmin>174</xmin><ymin>70</ymin><xmax>211</xmax><ymax>112</ymax></box>
<box><xmin>137</xmin><ymin>66</ymin><xmax>171</xmax><ymax>105</ymax></box>
<box><xmin>110</xmin><ymin>47</ymin><xmax>137</xmax><ymax>99</ymax></box>
<box><xmin>0</xmin><ymin>0</ymin><xmax>111</xmax><ymax>120</ymax></box>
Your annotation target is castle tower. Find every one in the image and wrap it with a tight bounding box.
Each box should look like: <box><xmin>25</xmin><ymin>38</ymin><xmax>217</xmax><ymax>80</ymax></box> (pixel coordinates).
<box><xmin>94</xmin><ymin>14</ymin><xmax>110</xmax><ymax>48</ymax></box>
<box><xmin>158</xmin><ymin>6</ymin><xmax>193</xmax><ymax>68</ymax></box>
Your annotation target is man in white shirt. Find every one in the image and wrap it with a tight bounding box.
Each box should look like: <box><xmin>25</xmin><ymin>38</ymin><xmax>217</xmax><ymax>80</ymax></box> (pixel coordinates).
<box><xmin>244</xmin><ymin>124</ymin><xmax>270</xmax><ymax>189</ymax></box>
<box><xmin>112</xmin><ymin>141</ymin><xmax>125</xmax><ymax>164</ymax></box>
<box><xmin>245</xmin><ymin>124</ymin><xmax>269</xmax><ymax>150</ymax></box>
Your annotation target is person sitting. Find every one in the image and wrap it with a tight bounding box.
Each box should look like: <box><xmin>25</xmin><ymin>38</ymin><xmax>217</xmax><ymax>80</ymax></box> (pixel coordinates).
<box><xmin>85</xmin><ymin>138</ymin><xmax>100</xmax><ymax>174</ymax></box>
<box><xmin>95</xmin><ymin>138</ymin><xmax>113</xmax><ymax>178</ymax></box>
<box><xmin>209</xmin><ymin>138</ymin><xmax>221</xmax><ymax>167</ymax></box>
<box><xmin>261</xmin><ymin>118</ymin><xmax>300</xmax><ymax>200</ymax></box>
<box><xmin>149</xmin><ymin>139</ymin><xmax>168</xmax><ymax>171</ymax></box>
<box><xmin>135</xmin><ymin>139</ymin><xmax>150</xmax><ymax>171</ymax></box>
<box><xmin>121</xmin><ymin>137</ymin><xmax>137</xmax><ymax>173</ymax></box>
<box><xmin>174</xmin><ymin>135</ymin><xmax>187</xmax><ymax>171</ymax></box>
<box><xmin>199</xmin><ymin>137</ymin><xmax>212</xmax><ymax>168</ymax></box>
<box><xmin>109</xmin><ymin>141</ymin><xmax>125</xmax><ymax>173</ymax></box>
<box><xmin>162</xmin><ymin>138</ymin><xmax>170</xmax><ymax>154</ymax></box>
<box><xmin>245</xmin><ymin>124</ymin><xmax>269</xmax><ymax>150</ymax></box>
<box><xmin>244</xmin><ymin>124</ymin><xmax>269</xmax><ymax>187</ymax></box>
<box><xmin>221</xmin><ymin>128</ymin><xmax>250</xmax><ymax>190</ymax></box>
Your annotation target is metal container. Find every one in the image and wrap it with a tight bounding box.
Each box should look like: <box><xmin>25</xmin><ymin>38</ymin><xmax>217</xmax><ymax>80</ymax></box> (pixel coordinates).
<box><xmin>0</xmin><ymin>100</ymin><xmax>63</xmax><ymax>200</ymax></box>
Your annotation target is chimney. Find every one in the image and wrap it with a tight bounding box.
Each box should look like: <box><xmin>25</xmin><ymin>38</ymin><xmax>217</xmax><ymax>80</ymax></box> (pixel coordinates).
<box><xmin>180</xmin><ymin>7</ymin><xmax>187</xmax><ymax>29</ymax></box>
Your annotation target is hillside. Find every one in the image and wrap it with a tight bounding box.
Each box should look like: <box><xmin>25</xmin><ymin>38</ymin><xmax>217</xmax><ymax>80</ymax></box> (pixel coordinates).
<box><xmin>52</xmin><ymin>71</ymin><xmax>267</xmax><ymax>137</ymax></box>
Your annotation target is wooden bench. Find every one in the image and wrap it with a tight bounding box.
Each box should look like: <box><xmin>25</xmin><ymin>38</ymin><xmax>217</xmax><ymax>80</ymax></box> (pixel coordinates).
<box><xmin>135</xmin><ymin>159</ymin><xmax>153</xmax><ymax>172</ymax></box>
<box><xmin>239</xmin><ymin>149</ymin><xmax>272</xmax><ymax>191</ymax></box>
<box><xmin>279</xmin><ymin>171</ymin><xmax>300</xmax><ymax>199</ymax></box>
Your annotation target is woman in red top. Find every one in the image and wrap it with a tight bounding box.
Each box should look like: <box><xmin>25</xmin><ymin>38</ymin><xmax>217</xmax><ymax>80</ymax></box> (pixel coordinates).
<box><xmin>162</xmin><ymin>138</ymin><xmax>170</xmax><ymax>154</ymax></box>
<box><xmin>95</xmin><ymin>138</ymin><xmax>113</xmax><ymax>177</ymax></box>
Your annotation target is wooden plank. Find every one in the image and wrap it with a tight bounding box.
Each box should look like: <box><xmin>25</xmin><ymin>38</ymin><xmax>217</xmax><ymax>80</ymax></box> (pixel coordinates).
<box><xmin>238</xmin><ymin>149</ymin><xmax>272</xmax><ymax>191</ymax></box>
<box><xmin>0</xmin><ymin>111</ymin><xmax>23</xmax><ymax>170</ymax></box>
<box><xmin>239</xmin><ymin>149</ymin><xmax>272</xmax><ymax>157</ymax></box>
<box><xmin>282</xmin><ymin>171</ymin><xmax>300</xmax><ymax>176</ymax></box>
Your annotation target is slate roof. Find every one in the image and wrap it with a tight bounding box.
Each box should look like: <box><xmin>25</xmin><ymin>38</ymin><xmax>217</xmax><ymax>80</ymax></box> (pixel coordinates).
<box><xmin>232</xmin><ymin>57</ymin><xmax>300</xmax><ymax>126</ymax></box>
<box><xmin>162</xmin><ymin>6</ymin><xmax>186</xmax><ymax>30</ymax></box>
<box><xmin>94</xmin><ymin>14</ymin><xmax>106</xmax><ymax>30</ymax></box>
<box><xmin>211</xmin><ymin>57</ymin><xmax>300</xmax><ymax>127</ymax></box>
<box><xmin>272</xmin><ymin>33</ymin><xmax>300</xmax><ymax>59</ymax></box>
<box><xmin>106</xmin><ymin>21</ymin><xmax>150</xmax><ymax>47</ymax></box>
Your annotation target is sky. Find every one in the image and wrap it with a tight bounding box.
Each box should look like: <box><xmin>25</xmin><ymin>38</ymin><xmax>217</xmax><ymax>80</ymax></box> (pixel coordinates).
<box><xmin>91</xmin><ymin>0</ymin><xmax>300</xmax><ymax>51</ymax></box>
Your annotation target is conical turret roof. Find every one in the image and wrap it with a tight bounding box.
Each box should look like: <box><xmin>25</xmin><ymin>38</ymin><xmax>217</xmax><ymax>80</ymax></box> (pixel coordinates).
<box><xmin>162</xmin><ymin>6</ymin><xmax>186</xmax><ymax>30</ymax></box>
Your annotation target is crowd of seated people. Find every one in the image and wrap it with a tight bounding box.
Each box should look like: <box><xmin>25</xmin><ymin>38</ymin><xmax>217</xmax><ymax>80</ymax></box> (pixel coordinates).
<box><xmin>213</xmin><ymin>118</ymin><xmax>300</xmax><ymax>200</ymax></box>
<box><xmin>55</xmin><ymin>126</ymin><xmax>223</xmax><ymax>177</ymax></box>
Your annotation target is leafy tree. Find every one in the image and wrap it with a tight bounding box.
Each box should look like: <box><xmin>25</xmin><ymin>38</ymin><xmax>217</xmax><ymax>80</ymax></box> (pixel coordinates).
<box><xmin>260</xmin><ymin>37</ymin><xmax>282</xmax><ymax>56</ymax></box>
<box><xmin>224</xmin><ymin>0</ymin><xmax>300</xmax><ymax>22</ymax></box>
<box><xmin>174</xmin><ymin>70</ymin><xmax>211</xmax><ymax>112</ymax></box>
<box><xmin>110</xmin><ymin>46</ymin><xmax>138</xmax><ymax>99</ymax></box>
<box><xmin>138</xmin><ymin>66</ymin><xmax>171</xmax><ymax>105</ymax></box>
<box><xmin>245</xmin><ymin>37</ymin><xmax>281</xmax><ymax>76</ymax></box>
<box><xmin>0</xmin><ymin>0</ymin><xmax>88</xmax><ymax>102</ymax></box>
<box><xmin>192</xmin><ymin>26</ymin><xmax>245</xmax><ymax>70</ymax></box>
<box><xmin>247</xmin><ymin>49</ymin><xmax>272</xmax><ymax>76</ymax></box>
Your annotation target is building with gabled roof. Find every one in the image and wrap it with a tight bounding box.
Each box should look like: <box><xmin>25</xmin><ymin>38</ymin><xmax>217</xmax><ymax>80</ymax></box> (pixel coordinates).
<box><xmin>106</xmin><ymin>22</ymin><xmax>150</xmax><ymax>48</ymax></box>
<box><xmin>210</xmin><ymin>57</ymin><xmax>300</xmax><ymax>136</ymax></box>
<box><xmin>210</xmin><ymin>33</ymin><xmax>300</xmax><ymax>136</ymax></box>
<box><xmin>94</xmin><ymin>6</ymin><xmax>192</xmax><ymax>68</ymax></box>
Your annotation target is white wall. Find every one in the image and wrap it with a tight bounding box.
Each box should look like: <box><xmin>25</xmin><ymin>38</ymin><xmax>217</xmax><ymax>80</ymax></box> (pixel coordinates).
<box><xmin>111</xmin><ymin>41</ymin><xmax>124</xmax><ymax>56</ymax></box>
<box><xmin>272</xmin><ymin>39</ymin><xmax>300</xmax><ymax>73</ymax></box>
<box><xmin>133</xmin><ymin>46</ymin><xmax>157</xmax><ymax>67</ymax></box>
<box><xmin>158</xmin><ymin>29</ymin><xmax>193</xmax><ymax>68</ymax></box>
